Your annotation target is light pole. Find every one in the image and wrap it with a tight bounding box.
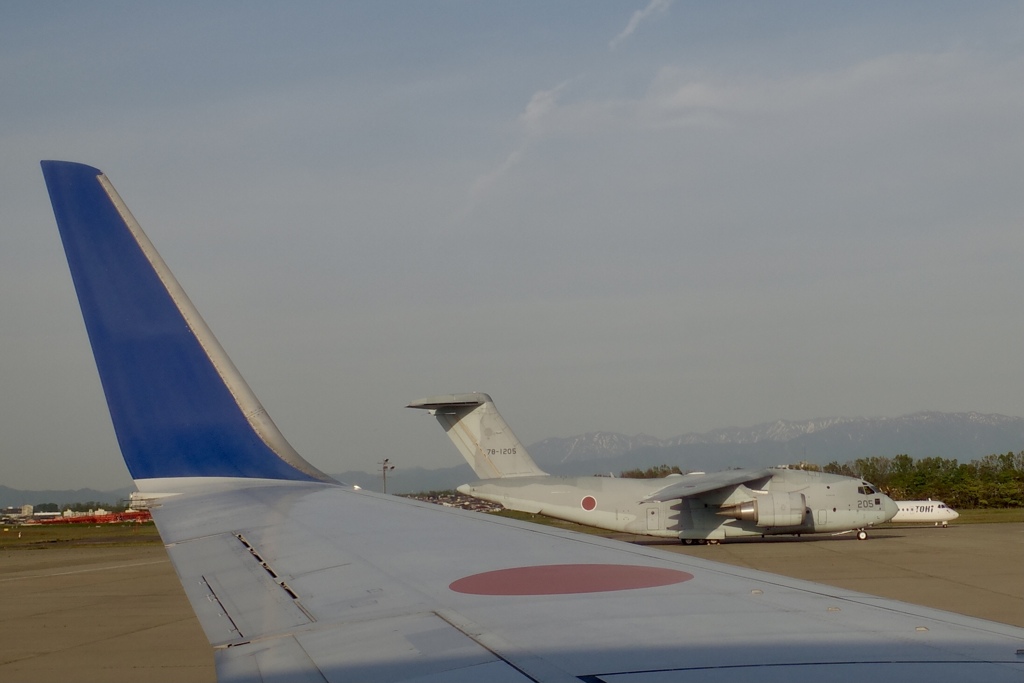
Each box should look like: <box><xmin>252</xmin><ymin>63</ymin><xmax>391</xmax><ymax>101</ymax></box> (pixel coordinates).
<box><xmin>379</xmin><ymin>458</ymin><xmax>396</xmax><ymax>494</ymax></box>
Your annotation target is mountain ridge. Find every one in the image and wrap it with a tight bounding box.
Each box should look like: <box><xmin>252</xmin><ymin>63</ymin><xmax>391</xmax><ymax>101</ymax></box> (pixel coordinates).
<box><xmin>0</xmin><ymin>485</ymin><xmax>136</xmax><ymax>510</ymax></box>
<box><xmin>529</xmin><ymin>411</ymin><xmax>1023</xmax><ymax>465</ymax></box>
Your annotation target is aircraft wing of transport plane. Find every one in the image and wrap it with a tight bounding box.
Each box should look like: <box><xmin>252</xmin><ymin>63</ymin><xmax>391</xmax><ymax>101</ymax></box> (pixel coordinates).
<box><xmin>41</xmin><ymin>161</ymin><xmax>1023</xmax><ymax>683</ymax></box>
<box><xmin>892</xmin><ymin>500</ymin><xmax>960</xmax><ymax>526</ymax></box>
<box><xmin>408</xmin><ymin>394</ymin><xmax>901</xmax><ymax>543</ymax></box>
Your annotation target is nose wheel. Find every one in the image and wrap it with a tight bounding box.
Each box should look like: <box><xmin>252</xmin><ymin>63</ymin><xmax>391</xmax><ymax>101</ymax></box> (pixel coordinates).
<box><xmin>856</xmin><ymin>529</ymin><xmax>868</xmax><ymax>540</ymax></box>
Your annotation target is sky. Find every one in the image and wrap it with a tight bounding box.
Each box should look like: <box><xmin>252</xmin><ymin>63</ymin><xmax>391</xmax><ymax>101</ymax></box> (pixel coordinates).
<box><xmin>2</xmin><ymin>1</ymin><xmax>1022</xmax><ymax>491</ymax></box>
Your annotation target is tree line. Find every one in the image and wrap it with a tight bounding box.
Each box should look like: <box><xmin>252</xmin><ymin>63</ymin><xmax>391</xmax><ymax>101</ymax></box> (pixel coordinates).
<box><xmin>31</xmin><ymin>500</ymin><xmax>128</xmax><ymax>513</ymax></box>
<box><xmin>619</xmin><ymin>464</ymin><xmax>684</xmax><ymax>478</ymax></box>
<box><xmin>820</xmin><ymin>452</ymin><xmax>1024</xmax><ymax>508</ymax></box>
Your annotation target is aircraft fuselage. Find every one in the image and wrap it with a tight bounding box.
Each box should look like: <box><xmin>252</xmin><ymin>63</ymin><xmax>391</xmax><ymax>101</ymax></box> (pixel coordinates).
<box><xmin>891</xmin><ymin>499</ymin><xmax>959</xmax><ymax>526</ymax></box>
<box><xmin>459</xmin><ymin>469</ymin><xmax>897</xmax><ymax>540</ymax></box>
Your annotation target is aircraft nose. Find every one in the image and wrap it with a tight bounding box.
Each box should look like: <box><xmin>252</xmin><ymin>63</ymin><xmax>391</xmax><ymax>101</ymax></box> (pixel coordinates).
<box><xmin>881</xmin><ymin>495</ymin><xmax>899</xmax><ymax>522</ymax></box>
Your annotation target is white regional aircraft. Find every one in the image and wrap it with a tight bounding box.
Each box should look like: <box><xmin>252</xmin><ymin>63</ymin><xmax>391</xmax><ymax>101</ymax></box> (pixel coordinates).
<box><xmin>41</xmin><ymin>161</ymin><xmax>1024</xmax><ymax>682</ymax></box>
<box><xmin>892</xmin><ymin>499</ymin><xmax>960</xmax><ymax>526</ymax></box>
<box><xmin>409</xmin><ymin>394</ymin><xmax>899</xmax><ymax>543</ymax></box>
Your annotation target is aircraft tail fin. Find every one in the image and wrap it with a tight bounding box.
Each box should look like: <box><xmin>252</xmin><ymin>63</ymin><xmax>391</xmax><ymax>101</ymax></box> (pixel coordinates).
<box><xmin>407</xmin><ymin>393</ymin><xmax>548</xmax><ymax>479</ymax></box>
<box><xmin>40</xmin><ymin>161</ymin><xmax>335</xmax><ymax>487</ymax></box>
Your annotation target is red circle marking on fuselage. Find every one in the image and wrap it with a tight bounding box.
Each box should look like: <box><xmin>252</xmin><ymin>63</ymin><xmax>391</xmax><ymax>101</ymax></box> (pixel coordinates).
<box><xmin>449</xmin><ymin>564</ymin><xmax>694</xmax><ymax>596</ymax></box>
<box><xmin>581</xmin><ymin>495</ymin><xmax>597</xmax><ymax>511</ymax></box>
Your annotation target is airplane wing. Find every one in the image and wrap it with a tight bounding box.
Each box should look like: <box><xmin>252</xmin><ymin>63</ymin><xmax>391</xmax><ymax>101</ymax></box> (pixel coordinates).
<box><xmin>41</xmin><ymin>161</ymin><xmax>1024</xmax><ymax>682</ymax></box>
<box><xmin>642</xmin><ymin>469</ymin><xmax>775</xmax><ymax>502</ymax></box>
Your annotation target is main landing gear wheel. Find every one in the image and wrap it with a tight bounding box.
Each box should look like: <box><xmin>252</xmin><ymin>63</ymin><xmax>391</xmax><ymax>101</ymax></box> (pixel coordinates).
<box><xmin>856</xmin><ymin>529</ymin><xmax>868</xmax><ymax>540</ymax></box>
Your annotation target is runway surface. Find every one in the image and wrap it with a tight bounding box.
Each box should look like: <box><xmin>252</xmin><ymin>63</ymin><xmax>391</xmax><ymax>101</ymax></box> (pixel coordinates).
<box><xmin>1</xmin><ymin>523</ymin><xmax>1020</xmax><ymax>682</ymax></box>
<box><xmin>641</xmin><ymin>523</ymin><xmax>1024</xmax><ymax>627</ymax></box>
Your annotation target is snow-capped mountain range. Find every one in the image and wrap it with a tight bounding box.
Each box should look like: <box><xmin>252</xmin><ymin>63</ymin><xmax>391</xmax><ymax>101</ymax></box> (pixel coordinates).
<box><xmin>529</xmin><ymin>412</ymin><xmax>1024</xmax><ymax>467</ymax></box>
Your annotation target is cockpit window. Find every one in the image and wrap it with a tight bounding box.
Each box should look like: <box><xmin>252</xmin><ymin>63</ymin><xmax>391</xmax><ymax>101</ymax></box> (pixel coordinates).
<box><xmin>857</xmin><ymin>484</ymin><xmax>880</xmax><ymax>495</ymax></box>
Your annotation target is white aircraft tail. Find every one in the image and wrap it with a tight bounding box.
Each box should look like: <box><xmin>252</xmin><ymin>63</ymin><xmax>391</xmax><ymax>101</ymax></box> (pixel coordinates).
<box><xmin>407</xmin><ymin>393</ymin><xmax>548</xmax><ymax>479</ymax></box>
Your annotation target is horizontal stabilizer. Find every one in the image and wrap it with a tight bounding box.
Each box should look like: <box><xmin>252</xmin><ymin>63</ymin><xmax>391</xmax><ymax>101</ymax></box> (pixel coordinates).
<box><xmin>408</xmin><ymin>393</ymin><xmax>547</xmax><ymax>479</ymax></box>
<box><xmin>41</xmin><ymin>161</ymin><xmax>334</xmax><ymax>486</ymax></box>
<box><xmin>406</xmin><ymin>393</ymin><xmax>491</xmax><ymax>411</ymax></box>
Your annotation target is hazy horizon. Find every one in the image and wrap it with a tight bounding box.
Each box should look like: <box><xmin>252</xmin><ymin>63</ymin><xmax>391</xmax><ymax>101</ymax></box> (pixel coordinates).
<box><xmin>3</xmin><ymin>2</ymin><xmax>1022</xmax><ymax>489</ymax></box>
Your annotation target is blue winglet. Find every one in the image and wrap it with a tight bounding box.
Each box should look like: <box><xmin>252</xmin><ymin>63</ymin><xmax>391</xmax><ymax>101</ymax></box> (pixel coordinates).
<box><xmin>41</xmin><ymin>161</ymin><xmax>334</xmax><ymax>484</ymax></box>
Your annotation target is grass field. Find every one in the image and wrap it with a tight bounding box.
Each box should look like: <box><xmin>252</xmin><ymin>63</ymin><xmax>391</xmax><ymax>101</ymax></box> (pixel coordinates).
<box><xmin>1</xmin><ymin>508</ymin><xmax>1020</xmax><ymax>549</ymax></box>
<box><xmin>945</xmin><ymin>507</ymin><xmax>1024</xmax><ymax>524</ymax></box>
<box><xmin>0</xmin><ymin>522</ymin><xmax>161</xmax><ymax>549</ymax></box>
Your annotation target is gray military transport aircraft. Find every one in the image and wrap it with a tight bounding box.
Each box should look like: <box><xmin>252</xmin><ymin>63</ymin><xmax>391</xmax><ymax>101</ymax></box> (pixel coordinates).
<box><xmin>409</xmin><ymin>394</ymin><xmax>898</xmax><ymax>543</ymax></box>
<box><xmin>41</xmin><ymin>161</ymin><xmax>1023</xmax><ymax>682</ymax></box>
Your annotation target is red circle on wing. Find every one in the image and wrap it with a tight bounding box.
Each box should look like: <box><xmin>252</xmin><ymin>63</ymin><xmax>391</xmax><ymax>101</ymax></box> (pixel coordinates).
<box><xmin>581</xmin><ymin>495</ymin><xmax>597</xmax><ymax>510</ymax></box>
<box><xmin>449</xmin><ymin>564</ymin><xmax>694</xmax><ymax>595</ymax></box>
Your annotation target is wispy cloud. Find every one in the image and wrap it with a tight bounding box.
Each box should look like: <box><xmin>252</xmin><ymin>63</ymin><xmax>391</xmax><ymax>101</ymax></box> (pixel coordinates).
<box><xmin>464</xmin><ymin>82</ymin><xmax>569</xmax><ymax>213</ymax></box>
<box><xmin>519</xmin><ymin>83</ymin><xmax>567</xmax><ymax>129</ymax></box>
<box><xmin>610</xmin><ymin>0</ymin><xmax>673</xmax><ymax>50</ymax></box>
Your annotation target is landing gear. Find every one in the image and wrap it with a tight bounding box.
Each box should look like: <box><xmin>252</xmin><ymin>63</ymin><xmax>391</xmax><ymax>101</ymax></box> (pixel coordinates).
<box><xmin>856</xmin><ymin>529</ymin><xmax>868</xmax><ymax>540</ymax></box>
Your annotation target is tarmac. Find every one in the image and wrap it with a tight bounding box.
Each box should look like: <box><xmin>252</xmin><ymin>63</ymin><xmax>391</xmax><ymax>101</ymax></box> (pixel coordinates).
<box><xmin>648</xmin><ymin>523</ymin><xmax>1024</xmax><ymax>627</ymax></box>
<box><xmin>0</xmin><ymin>545</ymin><xmax>215</xmax><ymax>683</ymax></box>
<box><xmin>0</xmin><ymin>523</ymin><xmax>1020</xmax><ymax>682</ymax></box>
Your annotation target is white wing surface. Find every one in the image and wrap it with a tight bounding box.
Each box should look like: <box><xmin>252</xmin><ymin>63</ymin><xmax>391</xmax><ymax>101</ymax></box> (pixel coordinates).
<box><xmin>642</xmin><ymin>469</ymin><xmax>775</xmax><ymax>502</ymax></box>
<box><xmin>41</xmin><ymin>161</ymin><xmax>1024</xmax><ymax>682</ymax></box>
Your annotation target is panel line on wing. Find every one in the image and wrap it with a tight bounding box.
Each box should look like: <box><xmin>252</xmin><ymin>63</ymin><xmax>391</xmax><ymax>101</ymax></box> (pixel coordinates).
<box><xmin>234</xmin><ymin>533</ymin><xmax>315</xmax><ymax>616</ymax></box>
<box><xmin>200</xmin><ymin>575</ymin><xmax>245</xmax><ymax>643</ymax></box>
<box><xmin>435</xmin><ymin>608</ymin><xmax>580</xmax><ymax>683</ymax></box>
<box><xmin>582</xmin><ymin>659</ymin><xmax>1024</xmax><ymax>680</ymax></box>
<box><xmin>169</xmin><ymin>532</ymin><xmax>314</xmax><ymax>645</ymax></box>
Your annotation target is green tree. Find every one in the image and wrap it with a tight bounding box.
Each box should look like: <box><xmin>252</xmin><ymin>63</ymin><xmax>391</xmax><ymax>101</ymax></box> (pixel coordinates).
<box><xmin>851</xmin><ymin>456</ymin><xmax>892</xmax><ymax>489</ymax></box>
<box><xmin>823</xmin><ymin>461</ymin><xmax>854</xmax><ymax>477</ymax></box>
<box><xmin>887</xmin><ymin>454</ymin><xmax>916</xmax><ymax>499</ymax></box>
<box><xmin>620</xmin><ymin>464</ymin><xmax>683</xmax><ymax>478</ymax></box>
<box><xmin>818</xmin><ymin>451</ymin><xmax>1024</xmax><ymax>509</ymax></box>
